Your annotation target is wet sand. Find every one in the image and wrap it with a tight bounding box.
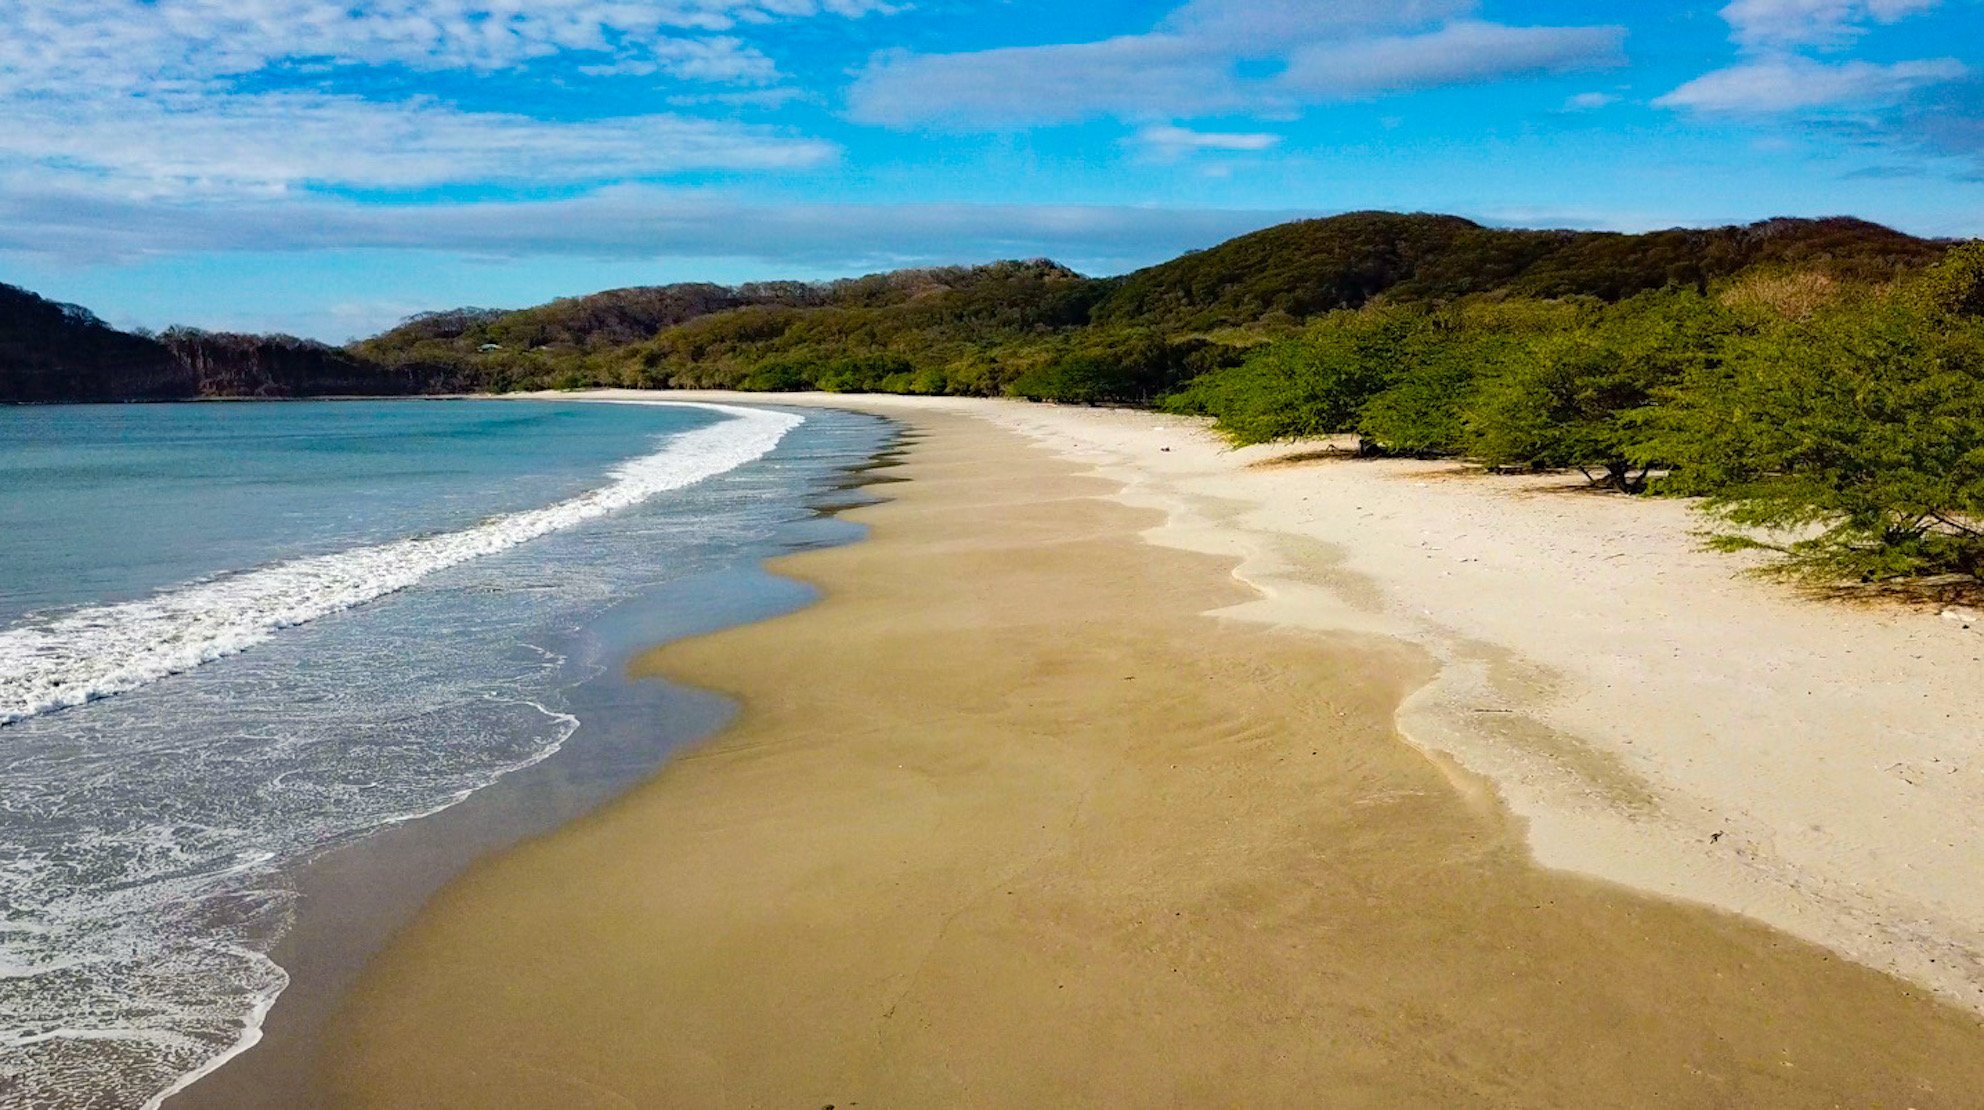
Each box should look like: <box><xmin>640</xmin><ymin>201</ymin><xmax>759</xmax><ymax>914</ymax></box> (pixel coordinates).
<box><xmin>167</xmin><ymin>415</ymin><xmax>887</xmax><ymax>1108</ymax></box>
<box><xmin>322</xmin><ymin>410</ymin><xmax>1984</xmax><ymax>1107</ymax></box>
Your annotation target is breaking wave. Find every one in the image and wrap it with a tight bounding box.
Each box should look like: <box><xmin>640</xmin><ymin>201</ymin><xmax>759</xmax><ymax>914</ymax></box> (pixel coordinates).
<box><xmin>0</xmin><ymin>402</ymin><xmax>801</xmax><ymax>728</ymax></box>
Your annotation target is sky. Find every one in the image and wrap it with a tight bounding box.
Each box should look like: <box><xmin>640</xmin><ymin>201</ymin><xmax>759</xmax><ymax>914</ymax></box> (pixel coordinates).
<box><xmin>1</xmin><ymin>0</ymin><xmax>1980</xmax><ymax>340</ymax></box>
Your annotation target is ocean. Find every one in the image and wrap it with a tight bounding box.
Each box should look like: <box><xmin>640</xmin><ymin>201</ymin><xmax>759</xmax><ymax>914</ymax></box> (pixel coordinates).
<box><xmin>0</xmin><ymin>398</ymin><xmax>892</xmax><ymax>1108</ymax></box>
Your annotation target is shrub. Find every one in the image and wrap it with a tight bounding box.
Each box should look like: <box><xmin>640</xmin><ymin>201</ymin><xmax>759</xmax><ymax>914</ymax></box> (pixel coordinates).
<box><xmin>1916</xmin><ymin>241</ymin><xmax>1984</xmax><ymax>318</ymax></box>
<box><xmin>1645</xmin><ymin>297</ymin><xmax>1984</xmax><ymax>581</ymax></box>
<box><xmin>1460</xmin><ymin>292</ymin><xmax>1732</xmax><ymax>490</ymax></box>
<box><xmin>1161</xmin><ymin>308</ymin><xmax>1433</xmax><ymax>443</ymax></box>
<box><xmin>741</xmin><ymin>360</ymin><xmax>811</xmax><ymax>392</ymax></box>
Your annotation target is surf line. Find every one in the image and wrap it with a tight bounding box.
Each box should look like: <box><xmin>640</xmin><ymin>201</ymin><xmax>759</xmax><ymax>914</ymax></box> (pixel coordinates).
<box><xmin>0</xmin><ymin>402</ymin><xmax>803</xmax><ymax>727</ymax></box>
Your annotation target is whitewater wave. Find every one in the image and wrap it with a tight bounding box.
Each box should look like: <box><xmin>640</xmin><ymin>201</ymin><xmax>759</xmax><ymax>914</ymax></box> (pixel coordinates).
<box><xmin>0</xmin><ymin>401</ymin><xmax>802</xmax><ymax>727</ymax></box>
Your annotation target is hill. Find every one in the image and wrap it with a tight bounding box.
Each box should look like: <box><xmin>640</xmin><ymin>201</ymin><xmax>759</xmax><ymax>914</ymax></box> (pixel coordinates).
<box><xmin>0</xmin><ymin>283</ymin><xmax>185</xmax><ymax>401</ymax></box>
<box><xmin>1090</xmin><ymin>212</ymin><xmax>1945</xmax><ymax>329</ymax></box>
<box><xmin>353</xmin><ymin>260</ymin><xmax>1098</xmax><ymax>382</ymax></box>
<box><xmin>0</xmin><ymin>283</ymin><xmax>448</xmax><ymax>402</ymax></box>
<box><xmin>157</xmin><ymin>329</ymin><xmax>451</xmax><ymax>398</ymax></box>
<box><xmin>3</xmin><ymin>212</ymin><xmax>1961</xmax><ymax>403</ymax></box>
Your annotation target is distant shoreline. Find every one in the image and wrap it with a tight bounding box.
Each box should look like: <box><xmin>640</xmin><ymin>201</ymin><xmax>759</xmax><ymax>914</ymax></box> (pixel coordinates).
<box><xmin>0</xmin><ymin>392</ymin><xmax>490</xmax><ymax>406</ymax></box>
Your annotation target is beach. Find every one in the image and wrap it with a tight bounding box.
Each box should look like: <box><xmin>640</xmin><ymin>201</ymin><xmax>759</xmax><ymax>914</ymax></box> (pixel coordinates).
<box><xmin>311</xmin><ymin>396</ymin><xmax>1984</xmax><ymax>1106</ymax></box>
<box><xmin>0</xmin><ymin>399</ymin><xmax>890</xmax><ymax>1107</ymax></box>
<box><xmin>13</xmin><ymin>1</ymin><xmax>1982</xmax><ymax>1100</ymax></box>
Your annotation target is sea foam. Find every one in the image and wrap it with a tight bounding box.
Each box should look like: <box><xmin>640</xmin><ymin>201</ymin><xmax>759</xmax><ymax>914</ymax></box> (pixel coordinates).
<box><xmin>0</xmin><ymin>401</ymin><xmax>801</xmax><ymax>727</ymax></box>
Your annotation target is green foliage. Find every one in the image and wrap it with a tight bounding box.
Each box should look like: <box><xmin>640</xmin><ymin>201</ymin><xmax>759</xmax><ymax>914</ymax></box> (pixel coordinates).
<box><xmin>815</xmin><ymin>354</ymin><xmax>915</xmax><ymax>393</ymax></box>
<box><xmin>740</xmin><ymin>359</ymin><xmax>812</xmax><ymax>392</ymax></box>
<box><xmin>1163</xmin><ymin>308</ymin><xmax>1429</xmax><ymax>441</ymax></box>
<box><xmin>1642</xmin><ymin>299</ymin><xmax>1984</xmax><ymax>581</ymax></box>
<box><xmin>1356</xmin><ymin>300</ymin><xmax>1575</xmax><ymax>458</ymax></box>
<box><xmin>1355</xmin><ymin>351</ymin><xmax>1477</xmax><ymax>457</ymax></box>
<box><xmin>1005</xmin><ymin>353</ymin><xmax>1127</xmax><ymax>404</ymax></box>
<box><xmin>1179</xmin><ymin>291</ymin><xmax>1738</xmax><ymax>488</ymax></box>
<box><xmin>1466</xmin><ymin>330</ymin><xmax>1638</xmax><ymax>482</ymax></box>
<box><xmin>1009</xmin><ymin>332</ymin><xmax>1232</xmax><ymax>405</ymax></box>
<box><xmin>1917</xmin><ymin>241</ymin><xmax>1984</xmax><ymax>318</ymax></box>
<box><xmin>1467</xmin><ymin>292</ymin><xmax>1735</xmax><ymax>489</ymax></box>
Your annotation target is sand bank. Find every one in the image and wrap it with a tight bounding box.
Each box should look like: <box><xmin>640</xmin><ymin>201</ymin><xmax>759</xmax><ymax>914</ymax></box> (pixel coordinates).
<box><xmin>952</xmin><ymin>397</ymin><xmax>1984</xmax><ymax>1015</ymax></box>
<box><xmin>322</xmin><ymin>403</ymin><xmax>1984</xmax><ymax>1106</ymax></box>
<box><xmin>546</xmin><ymin>390</ymin><xmax>1984</xmax><ymax>1014</ymax></box>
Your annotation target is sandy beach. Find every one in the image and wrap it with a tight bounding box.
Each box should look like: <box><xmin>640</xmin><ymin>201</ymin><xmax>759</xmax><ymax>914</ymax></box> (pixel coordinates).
<box><xmin>969</xmin><ymin>397</ymin><xmax>1984</xmax><ymax>1014</ymax></box>
<box><xmin>312</xmin><ymin>397</ymin><xmax>1984</xmax><ymax>1106</ymax></box>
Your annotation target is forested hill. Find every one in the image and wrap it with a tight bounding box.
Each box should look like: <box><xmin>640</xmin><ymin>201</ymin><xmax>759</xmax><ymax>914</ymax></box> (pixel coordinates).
<box><xmin>0</xmin><ymin>283</ymin><xmax>455</xmax><ymax>402</ymax></box>
<box><xmin>2</xmin><ymin>212</ymin><xmax>1960</xmax><ymax>402</ymax></box>
<box><xmin>1090</xmin><ymin>212</ymin><xmax>1944</xmax><ymax>329</ymax></box>
<box><xmin>353</xmin><ymin>259</ymin><xmax>1097</xmax><ymax>372</ymax></box>
<box><xmin>347</xmin><ymin>213</ymin><xmax>1952</xmax><ymax>398</ymax></box>
<box><xmin>0</xmin><ymin>284</ymin><xmax>182</xmax><ymax>401</ymax></box>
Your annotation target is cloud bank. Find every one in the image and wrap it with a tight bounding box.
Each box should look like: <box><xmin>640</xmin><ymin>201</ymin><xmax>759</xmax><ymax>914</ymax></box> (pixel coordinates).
<box><xmin>1717</xmin><ymin>0</ymin><xmax>1944</xmax><ymax>50</ymax></box>
<box><xmin>1660</xmin><ymin>0</ymin><xmax>1964</xmax><ymax>113</ymax></box>
<box><xmin>846</xmin><ymin>0</ymin><xmax>1625</xmax><ymax>127</ymax></box>
<box><xmin>0</xmin><ymin>185</ymin><xmax>1311</xmax><ymax>273</ymax></box>
<box><xmin>0</xmin><ymin>0</ymin><xmax>887</xmax><ymax>198</ymax></box>
<box><xmin>1657</xmin><ymin>55</ymin><xmax>1967</xmax><ymax>113</ymax></box>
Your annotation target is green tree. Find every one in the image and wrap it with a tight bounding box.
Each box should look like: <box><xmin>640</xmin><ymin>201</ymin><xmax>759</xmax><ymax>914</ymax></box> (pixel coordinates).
<box><xmin>1356</xmin><ymin>341</ymin><xmax>1482</xmax><ymax>457</ymax></box>
<box><xmin>1464</xmin><ymin>292</ymin><xmax>1731</xmax><ymax>491</ymax></box>
<box><xmin>1916</xmin><ymin>241</ymin><xmax>1984</xmax><ymax>318</ymax></box>
<box><xmin>1161</xmin><ymin>309</ymin><xmax>1426</xmax><ymax>443</ymax></box>
<box><xmin>741</xmin><ymin>359</ymin><xmax>811</xmax><ymax>392</ymax></box>
<box><xmin>1644</xmin><ymin>298</ymin><xmax>1984</xmax><ymax>581</ymax></box>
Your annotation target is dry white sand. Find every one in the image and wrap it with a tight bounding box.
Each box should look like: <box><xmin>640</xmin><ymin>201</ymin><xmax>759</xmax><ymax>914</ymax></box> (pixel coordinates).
<box><xmin>553</xmin><ymin>389</ymin><xmax>1984</xmax><ymax>1014</ymax></box>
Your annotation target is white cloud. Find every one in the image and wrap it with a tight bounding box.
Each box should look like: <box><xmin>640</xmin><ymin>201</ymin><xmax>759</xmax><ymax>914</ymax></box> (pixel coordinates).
<box><xmin>1281</xmin><ymin>20</ymin><xmax>1625</xmax><ymax>98</ymax></box>
<box><xmin>1564</xmin><ymin>91</ymin><xmax>1620</xmax><ymax>110</ymax></box>
<box><xmin>0</xmin><ymin>0</ymin><xmax>895</xmax><ymax>85</ymax></box>
<box><xmin>846</xmin><ymin>0</ymin><xmax>1625</xmax><ymax>127</ymax></box>
<box><xmin>0</xmin><ymin>96</ymin><xmax>834</xmax><ymax>197</ymax></box>
<box><xmin>1718</xmin><ymin>0</ymin><xmax>1943</xmax><ymax>50</ymax></box>
<box><xmin>1134</xmin><ymin>125</ymin><xmax>1282</xmax><ymax>160</ymax></box>
<box><xmin>0</xmin><ymin>184</ymin><xmax>1316</xmax><ymax>272</ymax></box>
<box><xmin>0</xmin><ymin>0</ymin><xmax>883</xmax><ymax>201</ymax></box>
<box><xmin>1659</xmin><ymin>0</ymin><xmax>1977</xmax><ymax>170</ymax></box>
<box><xmin>1656</xmin><ymin>55</ymin><xmax>1967</xmax><ymax>113</ymax></box>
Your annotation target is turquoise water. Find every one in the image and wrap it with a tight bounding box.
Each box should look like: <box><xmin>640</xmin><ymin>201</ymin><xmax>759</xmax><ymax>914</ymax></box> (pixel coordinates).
<box><xmin>0</xmin><ymin>400</ymin><xmax>720</xmax><ymax>625</ymax></box>
<box><xmin>0</xmin><ymin>399</ymin><xmax>891</xmax><ymax>1109</ymax></box>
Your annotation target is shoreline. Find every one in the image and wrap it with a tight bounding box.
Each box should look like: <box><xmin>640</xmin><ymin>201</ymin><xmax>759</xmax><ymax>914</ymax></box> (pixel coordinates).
<box><xmin>321</xmin><ymin>401</ymin><xmax>1984</xmax><ymax>1105</ymax></box>
<box><xmin>970</xmin><ymin>398</ymin><xmax>1984</xmax><ymax>1013</ymax></box>
<box><xmin>536</xmin><ymin>390</ymin><xmax>1984</xmax><ymax>1015</ymax></box>
<box><xmin>157</xmin><ymin>403</ymin><xmax>897</xmax><ymax>1108</ymax></box>
<box><xmin>165</xmin><ymin>600</ymin><xmax>743</xmax><ymax>1110</ymax></box>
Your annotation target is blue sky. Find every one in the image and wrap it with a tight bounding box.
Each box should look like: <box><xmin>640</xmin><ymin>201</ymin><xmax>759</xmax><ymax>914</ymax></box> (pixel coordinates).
<box><xmin>1</xmin><ymin>0</ymin><xmax>1980</xmax><ymax>340</ymax></box>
